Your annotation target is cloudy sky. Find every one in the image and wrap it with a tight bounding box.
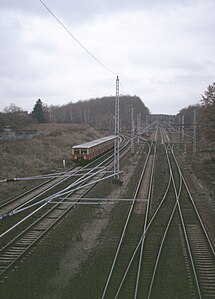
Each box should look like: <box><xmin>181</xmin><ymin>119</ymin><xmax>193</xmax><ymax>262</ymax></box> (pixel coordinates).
<box><xmin>0</xmin><ymin>0</ymin><xmax>214</xmax><ymax>114</ymax></box>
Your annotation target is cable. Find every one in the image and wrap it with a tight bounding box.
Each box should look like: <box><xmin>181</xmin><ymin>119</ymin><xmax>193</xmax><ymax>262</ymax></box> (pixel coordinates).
<box><xmin>119</xmin><ymin>81</ymin><xmax>126</xmax><ymax>95</ymax></box>
<box><xmin>39</xmin><ymin>0</ymin><xmax>118</xmax><ymax>77</ymax></box>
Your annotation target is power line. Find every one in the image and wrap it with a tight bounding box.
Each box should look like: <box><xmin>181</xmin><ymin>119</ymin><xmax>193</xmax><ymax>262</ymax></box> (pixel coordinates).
<box><xmin>39</xmin><ymin>0</ymin><xmax>118</xmax><ymax>77</ymax></box>
<box><xmin>119</xmin><ymin>81</ymin><xmax>126</xmax><ymax>94</ymax></box>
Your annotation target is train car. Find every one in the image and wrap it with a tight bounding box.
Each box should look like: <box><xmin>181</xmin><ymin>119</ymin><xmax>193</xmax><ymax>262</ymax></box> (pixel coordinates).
<box><xmin>71</xmin><ymin>135</ymin><xmax>115</xmax><ymax>163</ymax></box>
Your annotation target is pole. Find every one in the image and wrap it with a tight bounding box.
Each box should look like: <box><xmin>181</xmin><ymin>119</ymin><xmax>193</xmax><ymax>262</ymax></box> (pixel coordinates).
<box><xmin>131</xmin><ymin>105</ymin><xmax>135</xmax><ymax>154</ymax></box>
<box><xmin>193</xmin><ymin>109</ymin><xmax>197</xmax><ymax>157</ymax></box>
<box><xmin>114</xmin><ymin>76</ymin><xmax>120</xmax><ymax>180</ymax></box>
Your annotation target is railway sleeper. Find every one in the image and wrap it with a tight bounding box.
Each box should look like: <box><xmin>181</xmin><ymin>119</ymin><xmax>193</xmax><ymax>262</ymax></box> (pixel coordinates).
<box><xmin>9</xmin><ymin>246</ymin><xmax>26</xmax><ymax>251</ymax></box>
<box><xmin>201</xmin><ymin>278</ymin><xmax>215</xmax><ymax>286</ymax></box>
<box><xmin>33</xmin><ymin>218</ymin><xmax>56</xmax><ymax>228</ymax></box>
<box><xmin>44</xmin><ymin>215</ymin><xmax>60</xmax><ymax>219</ymax></box>
<box><xmin>51</xmin><ymin>208</ymin><xmax>67</xmax><ymax>213</ymax></box>
<box><xmin>0</xmin><ymin>256</ymin><xmax>19</xmax><ymax>262</ymax></box>
<box><xmin>1</xmin><ymin>248</ymin><xmax>22</xmax><ymax>255</ymax></box>
<box><xmin>190</xmin><ymin>242</ymin><xmax>210</xmax><ymax>249</ymax></box>
<box><xmin>20</xmin><ymin>234</ymin><xmax>41</xmax><ymax>240</ymax></box>
<box><xmin>200</xmin><ymin>278</ymin><xmax>215</xmax><ymax>285</ymax></box>
<box><xmin>16</xmin><ymin>238</ymin><xmax>37</xmax><ymax>243</ymax></box>
<box><xmin>196</xmin><ymin>262</ymin><xmax>215</xmax><ymax>271</ymax></box>
<box><xmin>203</xmin><ymin>288</ymin><xmax>215</xmax><ymax>294</ymax></box>
<box><xmin>0</xmin><ymin>257</ymin><xmax>16</xmax><ymax>263</ymax></box>
<box><xmin>0</xmin><ymin>265</ymin><xmax>8</xmax><ymax>271</ymax></box>
<box><xmin>0</xmin><ymin>253</ymin><xmax>21</xmax><ymax>259</ymax></box>
<box><xmin>16</xmin><ymin>238</ymin><xmax>38</xmax><ymax>245</ymax></box>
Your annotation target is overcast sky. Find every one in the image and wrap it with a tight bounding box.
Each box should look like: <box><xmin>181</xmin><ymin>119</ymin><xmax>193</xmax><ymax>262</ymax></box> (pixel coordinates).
<box><xmin>0</xmin><ymin>0</ymin><xmax>214</xmax><ymax>114</ymax></box>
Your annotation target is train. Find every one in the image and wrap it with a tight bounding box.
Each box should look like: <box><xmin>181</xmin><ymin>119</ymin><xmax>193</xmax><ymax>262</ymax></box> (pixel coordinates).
<box><xmin>71</xmin><ymin>135</ymin><xmax>115</xmax><ymax>163</ymax></box>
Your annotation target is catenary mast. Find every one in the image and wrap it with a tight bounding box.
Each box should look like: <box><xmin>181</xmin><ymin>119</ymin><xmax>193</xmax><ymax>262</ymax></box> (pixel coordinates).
<box><xmin>114</xmin><ymin>76</ymin><xmax>120</xmax><ymax>179</ymax></box>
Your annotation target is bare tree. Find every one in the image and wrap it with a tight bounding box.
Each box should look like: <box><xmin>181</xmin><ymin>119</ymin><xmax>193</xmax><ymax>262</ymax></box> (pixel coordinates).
<box><xmin>199</xmin><ymin>82</ymin><xmax>215</xmax><ymax>143</ymax></box>
<box><xmin>3</xmin><ymin>103</ymin><xmax>23</xmax><ymax>113</ymax></box>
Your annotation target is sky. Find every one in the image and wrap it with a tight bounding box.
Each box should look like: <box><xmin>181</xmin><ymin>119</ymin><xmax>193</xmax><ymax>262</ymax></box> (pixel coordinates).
<box><xmin>0</xmin><ymin>0</ymin><xmax>215</xmax><ymax>114</ymax></box>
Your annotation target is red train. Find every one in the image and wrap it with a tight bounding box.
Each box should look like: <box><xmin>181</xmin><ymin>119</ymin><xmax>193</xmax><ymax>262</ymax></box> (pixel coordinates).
<box><xmin>72</xmin><ymin>135</ymin><xmax>115</xmax><ymax>163</ymax></box>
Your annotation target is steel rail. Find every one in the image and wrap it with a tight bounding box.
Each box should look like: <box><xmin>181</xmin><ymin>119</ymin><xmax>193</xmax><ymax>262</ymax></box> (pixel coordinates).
<box><xmin>113</xmin><ymin>128</ymin><xmax>183</xmax><ymax>298</ymax></box>
<box><xmin>171</xmin><ymin>148</ymin><xmax>202</xmax><ymax>298</ymax></box>
<box><xmin>1</xmin><ymin>139</ymin><xmax>128</xmax><ymax>238</ymax></box>
<box><xmin>101</xmin><ymin>141</ymin><xmax>153</xmax><ymax>299</ymax></box>
<box><xmin>113</xmin><ymin>143</ymin><xmax>173</xmax><ymax>298</ymax></box>
<box><xmin>0</xmin><ymin>167</ymin><xmax>108</xmax><ymax>239</ymax></box>
<box><xmin>171</xmin><ymin>146</ymin><xmax>215</xmax><ymax>298</ymax></box>
<box><xmin>145</xmin><ymin>134</ymin><xmax>214</xmax><ymax>299</ymax></box>
<box><xmin>146</xmin><ymin>141</ymin><xmax>184</xmax><ymax>298</ymax></box>
<box><xmin>113</xmin><ymin>165</ymin><xmax>172</xmax><ymax>297</ymax></box>
<box><xmin>172</xmin><ymin>146</ymin><xmax>215</xmax><ymax>257</ymax></box>
<box><xmin>114</xmin><ymin>126</ymin><xmax>213</xmax><ymax>299</ymax></box>
<box><xmin>0</xmin><ymin>137</ymin><xmax>130</xmax><ymax>279</ymax></box>
<box><xmin>0</xmin><ymin>135</ymin><xmax>127</xmax><ymax>217</ymax></box>
<box><xmin>134</xmin><ymin>141</ymin><xmax>157</xmax><ymax>299</ymax></box>
<box><xmin>0</xmin><ymin>165</ymin><xmax>78</xmax><ymax>214</ymax></box>
<box><xmin>1</xmin><ymin>135</ymin><xmax>128</xmax><ymax>219</ymax></box>
<box><xmin>0</xmin><ymin>144</ymin><xmax>115</xmax><ymax>218</ymax></box>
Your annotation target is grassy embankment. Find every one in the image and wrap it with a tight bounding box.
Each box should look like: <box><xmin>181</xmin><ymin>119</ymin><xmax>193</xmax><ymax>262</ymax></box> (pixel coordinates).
<box><xmin>0</xmin><ymin>123</ymin><xmax>102</xmax><ymax>203</ymax></box>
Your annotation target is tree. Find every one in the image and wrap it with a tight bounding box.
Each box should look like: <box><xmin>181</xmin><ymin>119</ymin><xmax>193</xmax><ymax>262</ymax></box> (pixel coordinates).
<box><xmin>199</xmin><ymin>82</ymin><xmax>215</xmax><ymax>143</ymax></box>
<box><xmin>3</xmin><ymin>103</ymin><xmax>23</xmax><ymax>113</ymax></box>
<box><xmin>178</xmin><ymin>104</ymin><xmax>199</xmax><ymax>128</ymax></box>
<box><xmin>2</xmin><ymin>104</ymin><xmax>31</xmax><ymax>129</ymax></box>
<box><xmin>31</xmin><ymin>99</ymin><xmax>47</xmax><ymax>123</ymax></box>
<box><xmin>48</xmin><ymin>95</ymin><xmax>150</xmax><ymax>131</ymax></box>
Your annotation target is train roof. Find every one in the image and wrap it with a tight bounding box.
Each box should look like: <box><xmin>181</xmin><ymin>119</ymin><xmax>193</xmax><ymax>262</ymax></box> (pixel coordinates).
<box><xmin>72</xmin><ymin>135</ymin><xmax>115</xmax><ymax>149</ymax></box>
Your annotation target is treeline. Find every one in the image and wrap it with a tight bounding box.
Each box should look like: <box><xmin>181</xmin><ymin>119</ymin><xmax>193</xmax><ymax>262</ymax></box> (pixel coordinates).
<box><xmin>0</xmin><ymin>96</ymin><xmax>150</xmax><ymax>132</ymax></box>
<box><xmin>0</xmin><ymin>100</ymin><xmax>49</xmax><ymax>131</ymax></box>
<box><xmin>49</xmin><ymin>95</ymin><xmax>150</xmax><ymax>131</ymax></box>
<box><xmin>177</xmin><ymin>82</ymin><xmax>215</xmax><ymax>145</ymax></box>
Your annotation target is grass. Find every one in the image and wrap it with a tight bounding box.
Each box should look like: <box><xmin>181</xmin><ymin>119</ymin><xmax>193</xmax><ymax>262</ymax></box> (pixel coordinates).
<box><xmin>0</xmin><ymin>123</ymin><xmax>102</xmax><ymax>203</ymax></box>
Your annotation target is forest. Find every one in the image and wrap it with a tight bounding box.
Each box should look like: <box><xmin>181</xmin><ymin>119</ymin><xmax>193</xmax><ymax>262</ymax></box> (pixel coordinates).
<box><xmin>0</xmin><ymin>95</ymin><xmax>150</xmax><ymax>132</ymax></box>
<box><xmin>177</xmin><ymin>82</ymin><xmax>215</xmax><ymax>146</ymax></box>
<box><xmin>0</xmin><ymin>82</ymin><xmax>214</xmax><ymax>147</ymax></box>
<box><xmin>48</xmin><ymin>95</ymin><xmax>150</xmax><ymax>131</ymax></box>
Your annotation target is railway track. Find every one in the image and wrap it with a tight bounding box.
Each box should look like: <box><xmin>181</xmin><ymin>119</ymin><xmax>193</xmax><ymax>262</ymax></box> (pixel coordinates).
<box><xmin>0</xmin><ymin>128</ymin><xmax>214</xmax><ymax>298</ymax></box>
<box><xmin>101</xmin><ymin>139</ymin><xmax>157</xmax><ymax>298</ymax></box>
<box><xmin>170</xmin><ymin>145</ymin><xmax>215</xmax><ymax>299</ymax></box>
<box><xmin>0</xmin><ymin>135</ymin><xmax>129</xmax><ymax>219</ymax></box>
<box><xmin>0</xmin><ymin>165</ymin><xmax>81</xmax><ymax>219</ymax></box>
<box><xmin>0</xmin><ymin>136</ymin><xmax>130</xmax><ymax>283</ymax></box>
<box><xmin>101</xmin><ymin>125</ymin><xmax>215</xmax><ymax>299</ymax></box>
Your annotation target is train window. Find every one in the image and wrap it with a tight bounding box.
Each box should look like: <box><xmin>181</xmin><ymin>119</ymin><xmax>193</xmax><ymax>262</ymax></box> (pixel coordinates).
<box><xmin>80</xmin><ymin>149</ymin><xmax>87</xmax><ymax>154</ymax></box>
<box><xmin>74</xmin><ymin>149</ymin><xmax>80</xmax><ymax>154</ymax></box>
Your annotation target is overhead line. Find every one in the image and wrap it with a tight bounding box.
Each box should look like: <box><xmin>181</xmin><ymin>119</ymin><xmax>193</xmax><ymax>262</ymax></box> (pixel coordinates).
<box><xmin>39</xmin><ymin>0</ymin><xmax>118</xmax><ymax>77</ymax></box>
<box><xmin>119</xmin><ymin>81</ymin><xmax>126</xmax><ymax>94</ymax></box>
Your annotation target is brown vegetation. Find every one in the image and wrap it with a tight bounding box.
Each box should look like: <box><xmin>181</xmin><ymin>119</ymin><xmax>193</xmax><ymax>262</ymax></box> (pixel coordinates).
<box><xmin>0</xmin><ymin>124</ymin><xmax>102</xmax><ymax>203</ymax></box>
<box><xmin>177</xmin><ymin>82</ymin><xmax>215</xmax><ymax>199</ymax></box>
<box><xmin>49</xmin><ymin>95</ymin><xmax>150</xmax><ymax>130</ymax></box>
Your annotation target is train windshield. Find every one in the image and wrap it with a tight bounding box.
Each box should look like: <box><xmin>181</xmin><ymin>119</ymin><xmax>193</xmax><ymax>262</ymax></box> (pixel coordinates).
<box><xmin>80</xmin><ymin>149</ymin><xmax>87</xmax><ymax>154</ymax></box>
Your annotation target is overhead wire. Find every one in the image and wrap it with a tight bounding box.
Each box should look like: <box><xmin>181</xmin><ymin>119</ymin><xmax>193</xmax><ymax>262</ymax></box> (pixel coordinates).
<box><xmin>1</xmin><ymin>3</ymin><xmax>129</xmax><ymax>193</ymax></box>
<box><xmin>39</xmin><ymin>0</ymin><xmax>118</xmax><ymax>77</ymax></box>
<box><xmin>119</xmin><ymin>81</ymin><xmax>126</xmax><ymax>95</ymax></box>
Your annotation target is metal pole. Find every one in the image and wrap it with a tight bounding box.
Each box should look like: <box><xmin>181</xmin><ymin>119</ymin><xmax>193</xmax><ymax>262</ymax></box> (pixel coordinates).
<box><xmin>146</xmin><ymin>115</ymin><xmax>148</xmax><ymax>135</ymax></box>
<box><xmin>130</xmin><ymin>105</ymin><xmax>135</xmax><ymax>154</ymax></box>
<box><xmin>114</xmin><ymin>76</ymin><xmax>120</xmax><ymax>179</ymax></box>
<box><xmin>178</xmin><ymin>115</ymin><xmax>181</xmax><ymax>143</ymax></box>
<box><xmin>193</xmin><ymin>109</ymin><xmax>197</xmax><ymax>157</ymax></box>
<box><xmin>137</xmin><ymin>113</ymin><xmax>141</xmax><ymax>144</ymax></box>
<box><xmin>181</xmin><ymin>115</ymin><xmax>184</xmax><ymax>142</ymax></box>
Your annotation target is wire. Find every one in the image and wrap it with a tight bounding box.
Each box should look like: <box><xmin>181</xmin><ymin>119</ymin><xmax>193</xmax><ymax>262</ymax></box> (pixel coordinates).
<box><xmin>119</xmin><ymin>81</ymin><xmax>126</xmax><ymax>95</ymax></box>
<box><xmin>39</xmin><ymin>0</ymin><xmax>118</xmax><ymax>77</ymax></box>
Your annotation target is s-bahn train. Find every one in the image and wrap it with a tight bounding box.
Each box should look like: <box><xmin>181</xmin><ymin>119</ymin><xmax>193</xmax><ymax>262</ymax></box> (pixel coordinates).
<box><xmin>71</xmin><ymin>135</ymin><xmax>115</xmax><ymax>163</ymax></box>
